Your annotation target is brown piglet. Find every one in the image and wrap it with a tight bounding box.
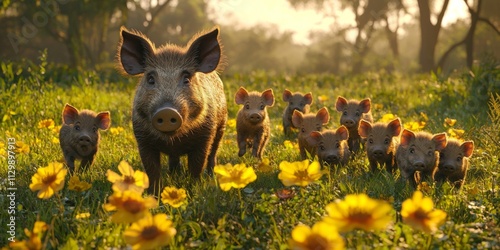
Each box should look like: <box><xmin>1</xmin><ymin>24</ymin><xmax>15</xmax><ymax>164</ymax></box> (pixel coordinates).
<box><xmin>117</xmin><ymin>27</ymin><xmax>227</xmax><ymax>194</ymax></box>
<box><xmin>235</xmin><ymin>87</ymin><xmax>274</xmax><ymax>158</ymax></box>
<box><xmin>282</xmin><ymin>89</ymin><xmax>313</xmax><ymax>135</ymax></box>
<box><xmin>358</xmin><ymin>118</ymin><xmax>402</xmax><ymax>173</ymax></box>
<box><xmin>292</xmin><ymin>107</ymin><xmax>330</xmax><ymax>160</ymax></box>
<box><xmin>435</xmin><ymin>139</ymin><xmax>474</xmax><ymax>188</ymax></box>
<box><xmin>396</xmin><ymin>129</ymin><xmax>447</xmax><ymax>187</ymax></box>
<box><xmin>335</xmin><ymin>96</ymin><xmax>373</xmax><ymax>153</ymax></box>
<box><xmin>307</xmin><ymin>126</ymin><xmax>351</xmax><ymax>167</ymax></box>
<box><xmin>59</xmin><ymin>104</ymin><xmax>111</xmax><ymax>173</ymax></box>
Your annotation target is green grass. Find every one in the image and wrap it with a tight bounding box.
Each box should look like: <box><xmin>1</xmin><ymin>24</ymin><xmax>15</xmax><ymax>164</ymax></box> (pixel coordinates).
<box><xmin>1</xmin><ymin>53</ymin><xmax>499</xmax><ymax>249</ymax></box>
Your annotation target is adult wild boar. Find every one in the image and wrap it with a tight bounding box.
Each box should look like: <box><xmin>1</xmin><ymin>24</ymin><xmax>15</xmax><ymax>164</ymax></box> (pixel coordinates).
<box><xmin>117</xmin><ymin>27</ymin><xmax>227</xmax><ymax>194</ymax></box>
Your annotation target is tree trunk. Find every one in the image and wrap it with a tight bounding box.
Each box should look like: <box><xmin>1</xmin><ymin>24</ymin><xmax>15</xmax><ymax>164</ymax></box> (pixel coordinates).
<box><xmin>417</xmin><ymin>0</ymin><xmax>449</xmax><ymax>72</ymax></box>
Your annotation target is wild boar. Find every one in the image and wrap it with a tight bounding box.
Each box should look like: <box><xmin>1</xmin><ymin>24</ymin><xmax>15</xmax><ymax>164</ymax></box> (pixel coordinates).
<box><xmin>335</xmin><ymin>96</ymin><xmax>373</xmax><ymax>153</ymax></box>
<box><xmin>358</xmin><ymin>118</ymin><xmax>402</xmax><ymax>173</ymax></box>
<box><xmin>396</xmin><ymin>129</ymin><xmax>447</xmax><ymax>187</ymax></box>
<box><xmin>235</xmin><ymin>87</ymin><xmax>274</xmax><ymax>158</ymax></box>
<box><xmin>117</xmin><ymin>26</ymin><xmax>227</xmax><ymax>194</ymax></box>
<box><xmin>282</xmin><ymin>89</ymin><xmax>313</xmax><ymax>135</ymax></box>
<box><xmin>59</xmin><ymin>104</ymin><xmax>111</xmax><ymax>173</ymax></box>
<box><xmin>435</xmin><ymin>139</ymin><xmax>474</xmax><ymax>188</ymax></box>
<box><xmin>307</xmin><ymin>126</ymin><xmax>351</xmax><ymax>167</ymax></box>
<box><xmin>292</xmin><ymin>107</ymin><xmax>330</xmax><ymax>160</ymax></box>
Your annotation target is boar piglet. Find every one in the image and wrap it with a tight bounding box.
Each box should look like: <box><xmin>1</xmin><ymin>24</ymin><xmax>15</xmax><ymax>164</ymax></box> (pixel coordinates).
<box><xmin>235</xmin><ymin>87</ymin><xmax>274</xmax><ymax>158</ymax></box>
<box><xmin>118</xmin><ymin>26</ymin><xmax>227</xmax><ymax>194</ymax></box>
<box><xmin>396</xmin><ymin>129</ymin><xmax>447</xmax><ymax>188</ymax></box>
<box><xmin>292</xmin><ymin>107</ymin><xmax>330</xmax><ymax>160</ymax></box>
<box><xmin>435</xmin><ymin>139</ymin><xmax>474</xmax><ymax>189</ymax></box>
<box><xmin>307</xmin><ymin>126</ymin><xmax>351</xmax><ymax>167</ymax></box>
<box><xmin>59</xmin><ymin>104</ymin><xmax>111</xmax><ymax>173</ymax></box>
<box><xmin>282</xmin><ymin>89</ymin><xmax>313</xmax><ymax>135</ymax></box>
<box><xmin>335</xmin><ymin>96</ymin><xmax>373</xmax><ymax>153</ymax></box>
<box><xmin>358</xmin><ymin>118</ymin><xmax>402</xmax><ymax>173</ymax></box>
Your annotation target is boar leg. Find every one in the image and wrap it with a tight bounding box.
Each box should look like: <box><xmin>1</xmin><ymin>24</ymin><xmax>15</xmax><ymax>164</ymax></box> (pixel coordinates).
<box><xmin>80</xmin><ymin>155</ymin><xmax>94</xmax><ymax>172</ymax></box>
<box><xmin>64</xmin><ymin>153</ymin><xmax>76</xmax><ymax>173</ymax></box>
<box><xmin>139</xmin><ymin>146</ymin><xmax>161</xmax><ymax>194</ymax></box>
<box><xmin>187</xmin><ymin>141</ymin><xmax>211</xmax><ymax>178</ymax></box>
<box><xmin>237</xmin><ymin>132</ymin><xmax>247</xmax><ymax>157</ymax></box>
<box><xmin>168</xmin><ymin>155</ymin><xmax>181</xmax><ymax>173</ymax></box>
<box><xmin>368</xmin><ymin>160</ymin><xmax>379</xmax><ymax>172</ymax></box>
<box><xmin>252</xmin><ymin>132</ymin><xmax>263</xmax><ymax>158</ymax></box>
<box><xmin>257</xmin><ymin>133</ymin><xmax>269</xmax><ymax>159</ymax></box>
<box><xmin>206</xmin><ymin>125</ymin><xmax>224</xmax><ymax>176</ymax></box>
<box><xmin>385</xmin><ymin>157</ymin><xmax>395</xmax><ymax>173</ymax></box>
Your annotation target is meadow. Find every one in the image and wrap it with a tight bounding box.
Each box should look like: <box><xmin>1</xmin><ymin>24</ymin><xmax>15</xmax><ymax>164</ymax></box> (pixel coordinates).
<box><xmin>0</xmin><ymin>52</ymin><xmax>499</xmax><ymax>249</ymax></box>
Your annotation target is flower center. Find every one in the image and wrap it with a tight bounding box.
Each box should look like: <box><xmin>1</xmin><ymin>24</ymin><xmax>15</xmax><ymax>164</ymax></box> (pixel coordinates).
<box><xmin>414</xmin><ymin>209</ymin><xmax>429</xmax><ymax>221</ymax></box>
<box><xmin>124</xmin><ymin>175</ymin><xmax>136</xmax><ymax>184</ymax></box>
<box><xmin>42</xmin><ymin>174</ymin><xmax>57</xmax><ymax>185</ymax></box>
<box><xmin>305</xmin><ymin>234</ymin><xmax>329</xmax><ymax>250</ymax></box>
<box><xmin>168</xmin><ymin>191</ymin><xmax>179</xmax><ymax>199</ymax></box>
<box><xmin>123</xmin><ymin>200</ymin><xmax>144</xmax><ymax>213</ymax></box>
<box><xmin>141</xmin><ymin>226</ymin><xmax>161</xmax><ymax>240</ymax></box>
<box><xmin>294</xmin><ymin>170</ymin><xmax>309</xmax><ymax>179</ymax></box>
<box><xmin>349</xmin><ymin>211</ymin><xmax>373</xmax><ymax>224</ymax></box>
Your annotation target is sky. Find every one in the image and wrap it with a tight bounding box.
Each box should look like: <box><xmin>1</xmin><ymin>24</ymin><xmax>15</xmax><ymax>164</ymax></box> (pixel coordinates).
<box><xmin>208</xmin><ymin>0</ymin><xmax>470</xmax><ymax>45</ymax></box>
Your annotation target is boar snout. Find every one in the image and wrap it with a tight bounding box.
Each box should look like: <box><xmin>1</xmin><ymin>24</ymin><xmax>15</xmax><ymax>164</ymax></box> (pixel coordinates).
<box><xmin>372</xmin><ymin>149</ymin><xmax>385</xmax><ymax>159</ymax></box>
<box><xmin>441</xmin><ymin>164</ymin><xmax>455</xmax><ymax>172</ymax></box>
<box><xmin>325</xmin><ymin>154</ymin><xmax>339</xmax><ymax>164</ymax></box>
<box><xmin>79</xmin><ymin>135</ymin><xmax>92</xmax><ymax>144</ymax></box>
<box><xmin>249</xmin><ymin>113</ymin><xmax>262</xmax><ymax>123</ymax></box>
<box><xmin>152</xmin><ymin>107</ymin><xmax>183</xmax><ymax>132</ymax></box>
<box><xmin>413</xmin><ymin>161</ymin><xmax>425</xmax><ymax>170</ymax></box>
<box><xmin>342</xmin><ymin>118</ymin><xmax>356</xmax><ymax>128</ymax></box>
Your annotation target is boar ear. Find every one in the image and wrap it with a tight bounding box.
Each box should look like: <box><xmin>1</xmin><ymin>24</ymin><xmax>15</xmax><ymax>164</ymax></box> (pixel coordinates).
<box><xmin>358</xmin><ymin>120</ymin><xmax>372</xmax><ymax>138</ymax></box>
<box><xmin>432</xmin><ymin>133</ymin><xmax>448</xmax><ymax>151</ymax></box>
<box><xmin>316</xmin><ymin>107</ymin><xmax>330</xmax><ymax>124</ymax></box>
<box><xmin>303</xmin><ymin>92</ymin><xmax>313</xmax><ymax>105</ymax></box>
<box><xmin>262</xmin><ymin>89</ymin><xmax>275</xmax><ymax>107</ymax></box>
<box><xmin>62</xmin><ymin>104</ymin><xmax>79</xmax><ymax>125</ymax></box>
<box><xmin>461</xmin><ymin>141</ymin><xmax>474</xmax><ymax>157</ymax></box>
<box><xmin>96</xmin><ymin>112</ymin><xmax>111</xmax><ymax>130</ymax></box>
<box><xmin>292</xmin><ymin>110</ymin><xmax>303</xmax><ymax>127</ymax></box>
<box><xmin>335</xmin><ymin>96</ymin><xmax>347</xmax><ymax>111</ymax></box>
<box><xmin>283</xmin><ymin>89</ymin><xmax>292</xmax><ymax>102</ymax></box>
<box><xmin>307</xmin><ymin>131</ymin><xmax>322</xmax><ymax>146</ymax></box>
<box><xmin>187</xmin><ymin>28</ymin><xmax>221</xmax><ymax>73</ymax></box>
<box><xmin>235</xmin><ymin>87</ymin><xmax>248</xmax><ymax>105</ymax></box>
<box><xmin>359</xmin><ymin>98</ymin><xmax>371</xmax><ymax>113</ymax></box>
<box><xmin>337</xmin><ymin>126</ymin><xmax>349</xmax><ymax>141</ymax></box>
<box><xmin>388</xmin><ymin>118</ymin><xmax>402</xmax><ymax>137</ymax></box>
<box><xmin>119</xmin><ymin>27</ymin><xmax>155</xmax><ymax>75</ymax></box>
<box><xmin>400</xmin><ymin>129</ymin><xmax>415</xmax><ymax>148</ymax></box>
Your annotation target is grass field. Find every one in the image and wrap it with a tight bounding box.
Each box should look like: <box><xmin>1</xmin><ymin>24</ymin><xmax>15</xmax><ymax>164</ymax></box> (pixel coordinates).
<box><xmin>1</xmin><ymin>53</ymin><xmax>499</xmax><ymax>249</ymax></box>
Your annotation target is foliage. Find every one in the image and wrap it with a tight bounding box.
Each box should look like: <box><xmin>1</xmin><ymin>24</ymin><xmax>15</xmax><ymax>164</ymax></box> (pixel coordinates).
<box><xmin>0</xmin><ymin>54</ymin><xmax>499</xmax><ymax>249</ymax></box>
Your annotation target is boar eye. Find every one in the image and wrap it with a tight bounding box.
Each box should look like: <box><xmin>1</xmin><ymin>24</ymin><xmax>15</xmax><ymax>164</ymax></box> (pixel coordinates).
<box><xmin>147</xmin><ymin>73</ymin><xmax>155</xmax><ymax>85</ymax></box>
<box><xmin>300</xmin><ymin>102</ymin><xmax>304</xmax><ymax>106</ymax></box>
<box><xmin>409</xmin><ymin>148</ymin><xmax>415</xmax><ymax>154</ymax></box>
<box><xmin>343</xmin><ymin>111</ymin><xmax>348</xmax><ymax>116</ymax></box>
<box><xmin>384</xmin><ymin>138</ymin><xmax>390</xmax><ymax>144</ymax></box>
<box><xmin>93</xmin><ymin>126</ymin><xmax>98</xmax><ymax>132</ymax></box>
<box><xmin>457</xmin><ymin>156</ymin><xmax>462</xmax><ymax>162</ymax></box>
<box><xmin>290</xmin><ymin>102</ymin><xmax>294</xmax><ymax>105</ymax></box>
<box><xmin>245</xmin><ymin>104</ymin><xmax>250</xmax><ymax>109</ymax></box>
<box><xmin>355</xmin><ymin>111</ymin><xmax>360</xmax><ymax>116</ymax></box>
<box><xmin>316</xmin><ymin>126</ymin><xmax>321</xmax><ymax>131</ymax></box>
<box><xmin>182</xmin><ymin>71</ymin><xmax>191</xmax><ymax>85</ymax></box>
<box><xmin>74</xmin><ymin>125</ymin><xmax>80</xmax><ymax>131</ymax></box>
<box><xmin>428</xmin><ymin>151</ymin><xmax>433</xmax><ymax>156</ymax></box>
<box><xmin>301</xmin><ymin>128</ymin><xmax>305</xmax><ymax>133</ymax></box>
<box><xmin>336</xmin><ymin>142</ymin><xmax>340</xmax><ymax>148</ymax></box>
<box><xmin>320</xmin><ymin>145</ymin><xmax>325</xmax><ymax>151</ymax></box>
<box><xmin>260</xmin><ymin>104</ymin><xmax>265</xmax><ymax>110</ymax></box>
<box><xmin>368</xmin><ymin>139</ymin><xmax>374</xmax><ymax>144</ymax></box>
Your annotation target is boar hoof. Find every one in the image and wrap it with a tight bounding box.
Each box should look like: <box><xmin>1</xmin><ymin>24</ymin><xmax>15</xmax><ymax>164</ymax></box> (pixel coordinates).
<box><xmin>152</xmin><ymin>107</ymin><xmax>183</xmax><ymax>132</ymax></box>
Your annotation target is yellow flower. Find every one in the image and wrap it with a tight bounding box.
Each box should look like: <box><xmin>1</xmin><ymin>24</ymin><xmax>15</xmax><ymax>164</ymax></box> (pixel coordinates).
<box><xmin>161</xmin><ymin>187</ymin><xmax>188</xmax><ymax>208</ymax></box>
<box><xmin>37</xmin><ymin>119</ymin><xmax>55</xmax><ymax>129</ymax></box>
<box><xmin>75</xmin><ymin>212</ymin><xmax>91</xmax><ymax>219</ymax></box>
<box><xmin>107</xmin><ymin>161</ymin><xmax>149</xmax><ymax>193</ymax></box>
<box><xmin>448</xmin><ymin>128</ymin><xmax>465</xmax><ymax>139</ymax></box>
<box><xmin>0</xmin><ymin>141</ymin><xmax>5</xmax><ymax>157</ymax></box>
<box><xmin>68</xmin><ymin>176</ymin><xmax>92</xmax><ymax>192</ymax></box>
<box><xmin>278</xmin><ymin>160</ymin><xmax>325</xmax><ymax>187</ymax></box>
<box><xmin>51</xmin><ymin>137</ymin><xmax>59</xmax><ymax>144</ymax></box>
<box><xmin>14</xmin><ymin>141</ymin><xmax>30</xmax><ymax>154</ymax></box>
<box><xmin>123</xmin><ymin>213</ymin><xmax>176</xmax><ymax>250</ymax></box>
<box><xmin>444</xmin><ymin>118</ymin><xmax>457</xmax><ymax>127</ymax></box>
<box><xmin>29</xmin><ymin>162</ymin><xmax>67</xmax><ymax>199</ymax></box>
<box><xmin>323</xmin><ymin>193</ymin><xmax>393</xmax><ymax>232</ymax></box>
<box><xmin>257</xmin><ymin>158</ymin><xmax>273</xmax><ymax>173</ymax></box>
<box><xmin>284</xmin><ymin>140</ymin><xmax>299</xmax><ymax>150</ymax></box>
<box><xmin>9</xmin><ymin>221</ymin><xmax>48</xmax><ymax>250</ymax></box>
<box><xmin>417</xmin><ymin>181</ymin><xmax>432</xmax><ymax>194</ymax></box>
<box><xmin>379</xmin><ymin>113</ymin><xmax>396</xmax><ymax>123</ymax></box>
<box><xmin>110</xmin><ymin>126</ymin><xmax>125</xmax><ymax>135</ymax></box>
<box><xmin>226</xmin><ymin>119</ymin><xmax>236</xmax><ymax>129</ymax></box>
<box><xmin>404</xmin><ymin>121</ymin><xmax>426</xmax><ymax>131</ymax></box>
<box><xmin>289</xmin><ymin>221</ymin><xmax>345</xmax><ymax>250</ymax></box>
<box><xmin>213</xmin><ymin>163</ymin><xmax>257</xmax><ymax>191</ymax></box>
<box><xmin>401</xmin><ymin>191</ymin><xmax>447</xmax><ymax>233</ymax></box>
<box><xmin>317</xmin><ymin>95</ymin><xmax>329</xmax><ymax>103</ymax></box>
<box><xmin>103</xmin><ymin>190</ymin><xmax>157</xmax><ymax>224</ymax></box>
